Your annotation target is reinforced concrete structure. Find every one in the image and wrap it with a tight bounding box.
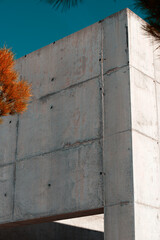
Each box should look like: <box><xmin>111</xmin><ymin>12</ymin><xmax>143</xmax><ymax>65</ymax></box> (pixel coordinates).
<box><xmin>0</xmin><ymin>8</ymin><xmax>160</xmax><ymax>240</ymax></box>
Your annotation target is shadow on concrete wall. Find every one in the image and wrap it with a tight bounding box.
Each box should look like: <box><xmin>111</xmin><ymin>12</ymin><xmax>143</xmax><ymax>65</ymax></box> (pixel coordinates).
<box><xmin>0</xmin><ymin>222</ymin><xmax>104</xmax><ymax>240</ymax></box>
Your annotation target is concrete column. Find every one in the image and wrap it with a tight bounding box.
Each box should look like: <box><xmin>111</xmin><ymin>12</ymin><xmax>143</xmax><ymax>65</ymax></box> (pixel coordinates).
<box><xmin>129</xmin><ymin>11</ymin><xmax>160</xmax><ymax>240</ymax></box>
<box><xmin>103</xmin><ymin>9</ymin><xmax>160</xmax><ymax>240</ymax></box>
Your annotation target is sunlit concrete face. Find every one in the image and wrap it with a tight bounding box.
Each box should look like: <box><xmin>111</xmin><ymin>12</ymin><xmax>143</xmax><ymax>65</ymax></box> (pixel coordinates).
<box><xmin>56</xmin><ymin>214</ymin><xmax>104</xmax><ymax>232</ymax></box>
<box><xmin>0</xmin><ymin>8</ymin><xmax>160</xmax><ymax>240</ymax></box>
<box><xmin>103</xmin><ymin>10</ymin><xmax>160</xmax><ymax>240</ymax></box>
<box><xmin>128</xmin><ymin>12</ymin><xmax>160</xmax><ymax>240</ymax></box>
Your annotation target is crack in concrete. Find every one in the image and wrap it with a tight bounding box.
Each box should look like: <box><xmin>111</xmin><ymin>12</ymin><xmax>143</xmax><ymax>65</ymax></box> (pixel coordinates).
<box><xmin>15</xmin><ymin>137</ymin><xmax>103</xmax><ymax>163</ymax></box>
<box><xmin>105</xmin><ymin>201</ymin><xmax>132</xmax><ymax>208</ymax></box>
<box><xmin>132</xmin><ymin>128</ymin><xmax>158</xmax><ymax>142</ymax></box>
<box><xmin>103</xmin><ymin>64</ymin><xmax>129</xmax><ymax>76</ymax></box>
<box><xmin>39</xmin><ymin>75</ymin><xmax>100</xmax><ymax>102</ymax></box>
<box><xmin>135</xmin><ymin>201</ymin><xmax>160</xmax><ymax>210</ymax></box>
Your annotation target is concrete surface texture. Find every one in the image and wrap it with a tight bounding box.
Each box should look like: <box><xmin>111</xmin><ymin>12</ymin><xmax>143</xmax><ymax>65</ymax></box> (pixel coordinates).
<box><xmin>103</xmin><ymin>9</ymin><xmax>160</xmax><ymax>240</ymax></box>
<box><xmin>0</xmin><ymin>7</ymin><xmax>159</xmax><ymax>240</ymax></box>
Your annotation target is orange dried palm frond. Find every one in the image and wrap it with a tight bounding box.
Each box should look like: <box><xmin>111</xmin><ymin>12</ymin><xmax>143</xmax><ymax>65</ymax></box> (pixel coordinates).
<box><xmin>0</xmin><ymin>48</ymin><xmax>32</xmax><ymax>123</ymax></box>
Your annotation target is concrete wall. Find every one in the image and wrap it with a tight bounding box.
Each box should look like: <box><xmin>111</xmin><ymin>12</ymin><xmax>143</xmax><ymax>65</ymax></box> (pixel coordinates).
<box><xmin>0</xmin><ymin>7</ymin><xmax>160</xmax><ymax>240</ymax></box>
<box><xmin>0</xmin><ymin>8</ymin><xmax>129</xmax><ymax>227</ymax></box>
<box><xmin>0</xmin><ymin>8</ymin><xmax>105</xmax><ymax>226</ymax></box>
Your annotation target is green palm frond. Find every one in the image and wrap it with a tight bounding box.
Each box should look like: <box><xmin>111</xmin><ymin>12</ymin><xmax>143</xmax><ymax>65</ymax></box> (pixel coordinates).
<box><xmin>42</xmin><ymin>0</ymin><xmax>82</xmax><ymax>10</ymax></box>
<box><xmin>135</xmin><ymin>0</ymin><xmax>160</xmax><ymax>46</ymax></box>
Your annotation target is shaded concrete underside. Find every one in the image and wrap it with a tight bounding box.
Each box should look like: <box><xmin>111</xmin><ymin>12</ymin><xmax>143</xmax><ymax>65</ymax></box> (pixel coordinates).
<box><xmin>0</xmin><ymin>222</ymin><xmax>104</xmax><ymax>240</ymax></box>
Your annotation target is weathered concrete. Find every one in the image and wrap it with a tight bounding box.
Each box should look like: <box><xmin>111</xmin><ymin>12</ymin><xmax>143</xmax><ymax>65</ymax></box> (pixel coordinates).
<box><xmin>0</xmin><ymin>115</ymin><xmax>17</xmax><ymax>165</ymax></box>
<box><xmin>17</xmin><ymin>78</ymin><xmax>101</xmax><ymax>160</ymax></box>
<box><xmin>0</xmin><ymin>7</ymin><xmax>160</xmax><ymax>240</ymax></box>
<box><xmin>0</xmin><ymin>15</ymin><xmax>104</xmax><ymax>226</ymax></box>
<box><xmin>15</xmin><ymin>23</ymin><xmax>101</xmax><ymax>100</ymax></box>
<box><xmin>0</xmin><ymin>165</ymin><xmax>14</xmax><ymax>222</ymax></box>
<box><xmin>129</xmin><ymin>11</ymin><xmax>160</xmax><ymax>240</ymax></box>
<box><xmin>103</xmin><ymin>9</ymin><xmax>160</xmax><ymax>240</ymax></box>
<box><xmin>14</xmin><ymin>141</ymin><xmax>103</xmax><ymax>221</ymax></box>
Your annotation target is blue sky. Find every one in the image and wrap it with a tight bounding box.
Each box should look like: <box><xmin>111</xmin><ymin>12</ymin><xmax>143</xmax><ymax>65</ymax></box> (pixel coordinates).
<box><xmin>0</xmin><ymin>0</ymin><xmax>141</xmax><ymax>59</ymax></box>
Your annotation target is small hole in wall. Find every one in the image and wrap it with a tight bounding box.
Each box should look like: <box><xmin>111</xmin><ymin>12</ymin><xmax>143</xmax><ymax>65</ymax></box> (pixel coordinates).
<box><xmin>9</xmin><ymin>121</ymin><xmax>12</xmax><ymax>124</ymax></box>
<box><xmin>4</xmin><ymin>193</ymin><xmax>7</xmax><ymax>197</ymax></box>
<box><xmin>51</xmin><ymin>78</ymin><xmax>55</xmax><ymax>82</ymax></box>
<box><xmin>50</xmin><ymin>105</ymin><xmax>53</xmax><ymax>110</ymax></box>
<box><xmin>48</xmin><ymin>183</ymin><xmax>51</xmax><ymax>187</ymax></box>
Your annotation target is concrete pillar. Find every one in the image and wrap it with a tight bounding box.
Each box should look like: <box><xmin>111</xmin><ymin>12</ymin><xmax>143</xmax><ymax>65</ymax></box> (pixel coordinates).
<box><xmin>103</xmin><ymin>9</ymin><xmax>160</xmax><ymax>240</ymax></box>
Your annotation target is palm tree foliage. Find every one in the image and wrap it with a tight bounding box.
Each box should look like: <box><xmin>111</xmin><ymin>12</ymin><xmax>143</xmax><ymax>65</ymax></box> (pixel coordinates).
<box><xmin>135</xmin><ymin>0</ymin><xmax>160</xmax><ymax>46</ymax></box>
<box><xmin>41</xmin><ymin>0</ymin><xmax>82</xmax><ymax>10</ymax></box>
